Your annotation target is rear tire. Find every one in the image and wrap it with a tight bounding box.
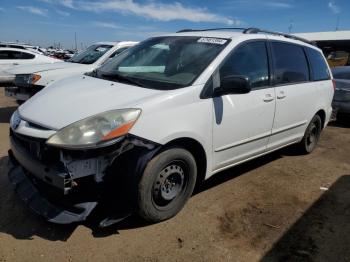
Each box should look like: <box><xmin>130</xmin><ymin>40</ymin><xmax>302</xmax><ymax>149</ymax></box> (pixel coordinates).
<box><xmin>137</xmin><ymin>148</ymin><xmax>197</xmax><ymax>223</ymax></box>
<box><xmin>296</xmin><ymin>114</ymin><xmax>322</xmax><ymax>154</ymax></box>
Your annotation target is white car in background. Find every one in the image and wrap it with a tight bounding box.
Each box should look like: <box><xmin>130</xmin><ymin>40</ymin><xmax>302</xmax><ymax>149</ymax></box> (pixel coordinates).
<box><xmin>0</xmin><ymin>42</ymin><xmax>46</xmax><ymax>55</ymax></box>
<box><xmin>4</xmin><ymin>41</ymin><xmax>138</xmax><ymax>101</ymax></box>
<box><xmin>0</xmin><ymin>47</ymin><xmax>60</xmax><ymax>71</ymax></box>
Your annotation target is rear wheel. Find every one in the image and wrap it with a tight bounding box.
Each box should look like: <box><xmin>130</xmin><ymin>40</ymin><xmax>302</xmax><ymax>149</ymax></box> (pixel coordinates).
<box><xmin>137</xmin><ymin>148</ymin><xmax>197</xmax><ymax>222</ymax></box>
<box><xmin>297</xmin><ymin>114</ymin><xmax>322</xmax><ymax>154</ymax></box>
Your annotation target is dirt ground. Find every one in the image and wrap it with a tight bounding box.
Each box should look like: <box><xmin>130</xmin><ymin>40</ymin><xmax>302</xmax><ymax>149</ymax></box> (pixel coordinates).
<box><xmin>0</xmin><ymin>88</ymin><xmax>349</xmax><ymax>262</ymax></box>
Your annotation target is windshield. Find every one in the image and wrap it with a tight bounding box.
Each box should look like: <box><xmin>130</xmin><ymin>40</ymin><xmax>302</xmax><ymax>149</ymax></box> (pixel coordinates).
<box><xmin>68</xmin><ymin>44</ymin><xmax>113</xmax><ymax>64</ymax></box>
<box><xmin>96</xmin><ymin>36</ymin><xmax>229</xmax><ymax>89</ymax></box>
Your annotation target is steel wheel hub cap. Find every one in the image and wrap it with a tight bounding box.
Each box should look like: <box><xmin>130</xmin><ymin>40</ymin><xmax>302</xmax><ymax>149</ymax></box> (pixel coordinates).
<box><xmin>307</xmin><ymin>124</ymin><xmax>317</xmax><ymax>147</ymax></box>
<box><xmin>154</xmin><ymin>164</ymin><xmax>185</xmax><ymax>201</ymax></box>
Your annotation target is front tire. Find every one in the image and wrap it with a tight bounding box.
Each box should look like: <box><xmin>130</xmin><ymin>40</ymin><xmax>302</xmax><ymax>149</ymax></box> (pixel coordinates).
<box><xmin>297</xmin><ymin>114</ymin><xmax>322</xmax><ymax>154</ymax></box>
<box><xmin>137</xmin><ymin>148</ymin><xmax>197</xmax><ymax>222</ymax></box>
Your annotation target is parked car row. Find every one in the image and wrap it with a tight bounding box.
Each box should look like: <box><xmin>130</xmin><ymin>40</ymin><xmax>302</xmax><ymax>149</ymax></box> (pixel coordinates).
<box><xmin>0</xmin><ymin>42</ymin><xmax>78</xmax><ymax>60</ymax></box>
<box><xmin>45</xmin><ymin>48</ymin><xmax>76</xmax><ymax>60</ymax></box>
<box><xmin>3</xmin><ymin>41</ymin><xmax>137</xmax><ymax>101</ymax></box>
<box><xmin>4</xmin><ymin>28</ymin><xmax>335</xmax><ymax>227</ymax></box>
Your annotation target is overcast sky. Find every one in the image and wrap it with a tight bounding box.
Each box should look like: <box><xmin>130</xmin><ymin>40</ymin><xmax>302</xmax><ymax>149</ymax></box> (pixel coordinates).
<box><xmin>0</xmin><ymin>0</ymin><xmax>348</xmax><ymax>49</ymax></box>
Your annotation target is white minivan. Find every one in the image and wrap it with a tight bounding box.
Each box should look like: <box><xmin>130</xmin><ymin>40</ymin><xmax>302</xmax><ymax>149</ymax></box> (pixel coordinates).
<box><xmin>8</xmin><ymin>28</ymin><xmax>334</xmax><ymax>226</ymax></box>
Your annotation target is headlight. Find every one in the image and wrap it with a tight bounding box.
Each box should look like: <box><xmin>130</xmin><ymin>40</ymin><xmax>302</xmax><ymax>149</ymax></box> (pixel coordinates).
<box><xmin>47</xmin><ymin>109</ymin><xmax>141</xmax><ymax>149</ymax></box>
<box><xmin>16</xmin><ymin>74</ymin><xmax>41</xmax><ymax>85</ymax></box>
<box><xmin>10</xmin><ymin>110</ymin><xmax>21</xmax><ymax>130</ymax></box>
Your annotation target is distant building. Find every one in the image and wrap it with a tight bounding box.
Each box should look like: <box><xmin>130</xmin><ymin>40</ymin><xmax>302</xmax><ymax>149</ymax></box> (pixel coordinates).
<box><xmin>294</xmin><ymin>31</ymin><xmax>350</xmax><ymax>67</ymax></box>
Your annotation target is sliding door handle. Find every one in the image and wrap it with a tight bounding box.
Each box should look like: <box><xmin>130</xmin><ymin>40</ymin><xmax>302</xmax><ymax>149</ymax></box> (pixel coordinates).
<box><xmin>277</xmin><ymin>91</ymin><xmax>286</xmax><ymax>99</ymax></box>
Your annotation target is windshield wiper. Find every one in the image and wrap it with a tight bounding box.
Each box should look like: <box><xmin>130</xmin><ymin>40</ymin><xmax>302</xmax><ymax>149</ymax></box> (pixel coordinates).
<box><xmin>101</xmin><ymin>72</ymin><xmax>145</xmax><ymax>87</ymax></box>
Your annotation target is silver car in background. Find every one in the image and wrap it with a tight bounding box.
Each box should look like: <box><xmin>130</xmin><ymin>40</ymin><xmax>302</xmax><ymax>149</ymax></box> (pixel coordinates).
<box><xmin>332</xmin><ymin>66</ymin><xmax>350</xmax><ymax>116</ymax></box>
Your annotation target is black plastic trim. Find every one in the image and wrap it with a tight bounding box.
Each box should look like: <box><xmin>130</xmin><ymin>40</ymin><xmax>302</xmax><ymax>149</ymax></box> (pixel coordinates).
<box><xmin>8</xmin><ymin>155</ymin><xmax>97</xmax><ymax>224</ymax></box>
<box><xmin>10</xmin><ymin>135</ymin><xmax>68</xmax><ymax>192</ymax></box>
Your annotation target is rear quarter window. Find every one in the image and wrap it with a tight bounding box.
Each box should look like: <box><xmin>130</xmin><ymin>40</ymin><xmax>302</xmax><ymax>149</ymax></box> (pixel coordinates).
<box><xmin>271</xmin><ymin>42</ymin><xmax>310</xmax><ymax>85</ymax></box>
<box><xmin>0</xmin><ymin>51</ymin><xmax>10</xmax><ymax>59</ymax></box>
<box><xmin>21</xmin><ymin>52</ymin><xmax>35</xmax><ymax>59</ymax></box>
<box><xmin>307</xmin><ymin>48</ymin><xmax>331</xmax><ymax>81</ymax></box>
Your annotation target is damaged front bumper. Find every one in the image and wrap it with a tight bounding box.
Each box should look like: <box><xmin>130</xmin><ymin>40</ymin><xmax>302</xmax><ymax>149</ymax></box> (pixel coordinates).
<box><xmin>8</xmin><ymin>130</ymin><xmax>160</xmax><ymax>225</ymax></box>
<box><xmin>8</xmin><ymin>157</ymin><xmax>97</xmax><ymax>224</ymax></box>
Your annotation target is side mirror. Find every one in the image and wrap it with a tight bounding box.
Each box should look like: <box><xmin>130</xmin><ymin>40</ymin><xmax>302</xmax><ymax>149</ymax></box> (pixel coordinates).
<box><xmin>214</xmin><ymin>75</ymin><xmax>251</xmax><ymax>96</ymax></box>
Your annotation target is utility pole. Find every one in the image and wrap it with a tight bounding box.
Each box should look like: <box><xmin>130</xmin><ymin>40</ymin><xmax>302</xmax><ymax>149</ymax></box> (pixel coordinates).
<box><xmin>335</xmin><ymin>15</ymin><xmax>340</xmax><ymax>31</ymax></box>
<box><xmin>288</xmin><ymin>19</ymin><xmax>294</xmax><ymax>33</ymax></box>
<box><xmin>75</xmin><ymin>32</ymin><xmax>77</xmax><ymax>50</ymax></box>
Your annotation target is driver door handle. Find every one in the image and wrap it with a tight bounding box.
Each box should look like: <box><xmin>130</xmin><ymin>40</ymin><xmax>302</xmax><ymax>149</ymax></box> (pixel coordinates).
<box><xmin>263</xmin><ymin>94</ymin><xmax>274</xmax><ymax>102</ymax></box>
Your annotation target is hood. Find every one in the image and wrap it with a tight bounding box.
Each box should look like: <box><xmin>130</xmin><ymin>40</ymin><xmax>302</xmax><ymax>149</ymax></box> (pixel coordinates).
<box><xmin>4</xmin><ymin>62</ymin><xmax>85</xmax><ymax>75</ymax></box>
<box><xmin>19</xmin><ymin>75</ymin><xmax>165</xmax><ymax>130</ymax></box>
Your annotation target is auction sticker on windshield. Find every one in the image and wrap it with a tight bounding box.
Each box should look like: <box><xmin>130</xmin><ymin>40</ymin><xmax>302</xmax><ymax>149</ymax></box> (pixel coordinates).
<box><xmin>198</xmin><ymin>38</ymin><xmax>227</xmax><ymax>45</ymax></box>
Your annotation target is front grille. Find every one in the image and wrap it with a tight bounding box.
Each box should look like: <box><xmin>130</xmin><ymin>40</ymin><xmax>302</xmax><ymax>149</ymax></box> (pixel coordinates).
<box><xmin>10</xmin><ymin>129</ymin><xmax>61</xmax><ymax>166</ymax></box>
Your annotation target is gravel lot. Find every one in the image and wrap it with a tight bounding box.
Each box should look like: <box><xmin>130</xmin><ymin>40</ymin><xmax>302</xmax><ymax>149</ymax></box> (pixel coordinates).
<box><xmin>0</xmin><ymin>88</ymin><xmax>349</xmax><ymax>262</ymax></box>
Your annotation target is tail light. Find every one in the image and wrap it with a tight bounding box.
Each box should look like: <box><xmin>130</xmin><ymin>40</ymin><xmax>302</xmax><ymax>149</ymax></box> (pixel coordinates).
<box><xmin>332</xmin><ymin>79</ymin><xmax>336</xmax><ymax>90</ymax></box>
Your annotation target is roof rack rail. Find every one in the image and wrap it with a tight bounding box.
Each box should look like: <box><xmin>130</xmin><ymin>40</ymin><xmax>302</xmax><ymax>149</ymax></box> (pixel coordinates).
<box><xmin>176</xmin><ymin>27</ymin><xmax>315</xmax><ymax>46</ymax></box>
<box><xmin>243</xmin><ymin>27</ymin><xmax>315</xmax><ymax>45</ymax></box>
<box><xmin>176</xmin><ymin>28</ymin><xmax>246</xmax><ymax>33</ymax></box>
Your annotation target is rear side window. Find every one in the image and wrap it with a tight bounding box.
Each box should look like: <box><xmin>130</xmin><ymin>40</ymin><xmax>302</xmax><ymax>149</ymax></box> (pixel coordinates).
<box><xmin>272</xmin><ymin>42</ymin><xmax>309</xmax><ymax>85</ymax></box>
<box><xmin>20</xmin><ymin>52</ymin><xmax>35</xmax><ymax>59</ymax></box>
<box><xmin>0</xmin><ymin>51</ymin><xmax>10</xmax><ymax>59</ymax></box>
<box><xmin>307</xmin><ymin>48</ymin><xmax>330</xmax><ymax>81</ymax></box>
<box><xmin>0</xmin><ymin>51</ymin><xmax>21</xmax><ymax>59</ymax></box>
<box><xmin>220</xmin><ymin>41</ymin><xmax>269</xmax><ymax>88</ymax></box>
<box><xmin>9</xmin><ymin>51</ymin><xmax>24</xmax><ymax>59</ymax></box>
<box><xmin>0</xmin><ymin>50</ymin><xmax>35</xmax><ymax>59</ymax></box>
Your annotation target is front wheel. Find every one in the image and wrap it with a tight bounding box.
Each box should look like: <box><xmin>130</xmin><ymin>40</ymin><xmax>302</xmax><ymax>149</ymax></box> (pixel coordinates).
<box><xmin>296</xmin><ymin>114</ymin><xmax>322</xmax><ymax>154</ymax></box>
<box><xmin>137</xmin><ymin>148</ymin><xmax>197</xmax><ymax>222</ymax></box>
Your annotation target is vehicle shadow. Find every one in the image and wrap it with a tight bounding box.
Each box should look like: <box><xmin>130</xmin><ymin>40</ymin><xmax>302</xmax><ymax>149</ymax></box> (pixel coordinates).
<box><xmin>0</xmin><ymin>106</ymin><xmax>17</xmax><ymax>123</ymax></box>
<box><xmin>261</xmin><ymin>175</ymin><xmax>350</xmax><ymax>261</ymax></box>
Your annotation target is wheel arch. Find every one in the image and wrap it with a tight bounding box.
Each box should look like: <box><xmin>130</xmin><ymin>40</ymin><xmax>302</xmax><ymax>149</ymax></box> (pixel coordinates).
<box><xmin>163</xmin><ymin>137</ymin><xmax>208</xmax><ymax>186</ymax></box>
<box><xmin>315</xmin><ymin>109</ymin><xmax>326</xmax><ymax>129</ymax></box>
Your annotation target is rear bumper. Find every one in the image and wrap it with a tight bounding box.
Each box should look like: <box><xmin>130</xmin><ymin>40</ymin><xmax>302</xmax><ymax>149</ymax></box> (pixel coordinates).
<box><xmin>332</xmin><ymin>101</ymin><xmax>350</xmax><ymax>114</ymax></box>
